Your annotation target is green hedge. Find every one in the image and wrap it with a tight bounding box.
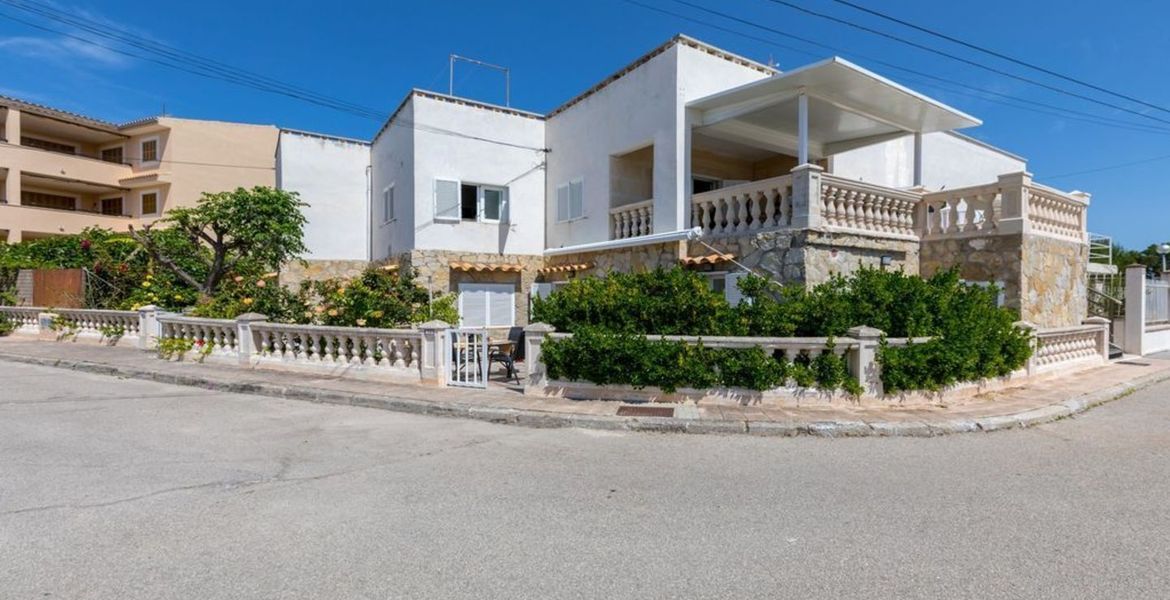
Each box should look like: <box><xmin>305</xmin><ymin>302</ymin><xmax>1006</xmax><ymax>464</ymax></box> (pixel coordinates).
<box><xmin>541</xmin><ymin>327</ymin><xmax>860</xmax><ymax>394</ymax></box>
<box><xmin>533</xmin><ymin>267</ymin><xmax>1032</xmax><ymax>393</ymax></box>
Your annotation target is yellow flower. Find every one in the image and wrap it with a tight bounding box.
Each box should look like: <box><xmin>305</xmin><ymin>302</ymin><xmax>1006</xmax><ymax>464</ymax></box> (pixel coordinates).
<box><xmin>303</xmin><ymin>311</ymin><xmax>313</xmax><ymax>318</ymax></box>
<box><xmin>356</xmin><ymin>319</ymin><xmax>367</xmax><ymax>327</ymax></box>
<box><xmin>337</xmin><ymin>287</ymin><xmax>346</xmax><ymax>295</ymax></box>
<box><xmin>370</xmin><ymin>310</ymin><xmax>384</xmax><ymax>318</ymax></box>
<box><xmin>242</xmin><ymin>298</ymin><xmax>254</xmax><ymax>306</ymax></box>
<box><xmin>327</xmin><ymin>309</ymin><xmax>338</xmax><ymax>317</ymax></box>
<box><xmin>173</xmin><ymin>294</ymin><xmax>183</xmax><ymax>301</ymax></box>
<box><xmin>141</xmin><ymin>281</ymin><xmax>151</xmax><ymax>288</ymax></box>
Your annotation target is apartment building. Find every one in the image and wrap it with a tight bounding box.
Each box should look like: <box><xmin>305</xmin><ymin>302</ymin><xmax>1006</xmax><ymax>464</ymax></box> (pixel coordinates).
<box><xmin>0</xmin><ymin>96</ymin><xmax>279</xmax><ymax>244</ymax></box>
<box><xmin>370</xmin><ymin>35</ymin><xmax>1088</xmax><ymax>333</ymax></box>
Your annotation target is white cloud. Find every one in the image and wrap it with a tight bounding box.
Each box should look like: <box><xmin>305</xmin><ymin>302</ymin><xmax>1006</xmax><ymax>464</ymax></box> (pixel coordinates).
<box><xmin>0</xmin><ymin>34</ymin><xmax>129</xmax><ymax>68</ymax></box>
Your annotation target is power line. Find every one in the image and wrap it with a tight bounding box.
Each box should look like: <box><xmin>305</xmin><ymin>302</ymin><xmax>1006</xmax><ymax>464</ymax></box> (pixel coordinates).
<box><xmin>758</xmin><ymin>0</ymin><xmax>1170</xmax><ymax>127</ymax></box>
<box><xmin>656</xmin><ymin>0</ymin><xmax>1170</xmax><ymax>135</ymax></box>
<box><xmin>828</xmin><ymin>0</ymin><xmax>1170</xmax><ymax>116</ymax></box>
<box><xmin>0</xmin><ymin>0</ymin><xmax>548</xmax><ymax>152</ymax></box>
<box><xmin>1043</xmin><ymin>153</ymin><xmax>1170</xmax><ymax>180</ymax></box>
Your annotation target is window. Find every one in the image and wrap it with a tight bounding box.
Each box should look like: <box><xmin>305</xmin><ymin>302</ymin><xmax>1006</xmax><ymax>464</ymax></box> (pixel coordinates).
<box><xmin>22</xmin><ymin>191</ymin><xmax>75</xmax><ymax>211</ymax></box>
<box><xmin>458</xmin><ymin>283</ymin><xmax>515</xmax><ymax>328</ymax></box>
<box><xmin>382</xmin><ymin>185</ymin><xmax>395</xmax><ymax>223</ymax></box>
<box><xmin>140</xmin><ymin>138</ymin><xmax>159</xmax><ymax>163</ymax></box>
<box><xmin>100</xmin><ymin>197</ymin><xmax>123</xmax><ymax>216</ymax></box>
<box><xmin>21</xmin><ymin>136</ymin><xmax>75</xmax><ymax>155</ymax></box>
<box><xmin>100</xmin><ymin>146</ymin><xmax>124</xmax><ymax>164</ymax></box>
<box><xmin>141</xmin><ymin>191</ymin><xmax>159</xmax><ymax>216</ymax></box>
<box><xmin>556</xmin><ymin>179</ymin><xmax>584</xmax><ymax>222</ymax></box>
<box><xmin>434</xmin><ymin>178</ymin><xmax>507</xmax><ymax>223</ymax></box>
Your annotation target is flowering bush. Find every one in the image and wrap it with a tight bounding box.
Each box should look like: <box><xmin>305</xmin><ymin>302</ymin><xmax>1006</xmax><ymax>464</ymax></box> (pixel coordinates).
<box><xmin>190</xmin><ymin>272</ymin><xmax>306</xmax><ymax>322</ymax></box>
<box><xmin>299</xmin><ymin>265</ymin><xmax>458</xmax><ymax>328</ymax></box>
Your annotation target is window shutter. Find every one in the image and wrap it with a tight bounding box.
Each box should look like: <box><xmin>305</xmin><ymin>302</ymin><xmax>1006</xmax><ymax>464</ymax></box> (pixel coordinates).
<box><xmin>556</xmin><ymin>184</ymin><xmax>569</xmax><ymax>222</ymax></box>
<box><xmin>724</xmin><ymin>272</ymin><xmax>748</xmax><ymax>306</ymax></box>
<box><xmin>488</xmin><ymin>287</ymin><xmax>515</xmax><ymax>327</ymax></box>
<box><xmin>459</xmin><ymin>286</ymin><xmax>487</xmax><ymax>328</ymax></box>
<box><xmin>569</xmin><ymin>180</ymin><xmax>584</xmax><ymax>220</ymax></box>
<box><xmin>435</xmin><ymin>179</ymin><xmax>460</xmax><ymax>221</ymax></box>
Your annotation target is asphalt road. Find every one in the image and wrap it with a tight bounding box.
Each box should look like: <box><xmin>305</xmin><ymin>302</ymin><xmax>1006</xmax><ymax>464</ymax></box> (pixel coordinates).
<box><xmin>2</xmin><ymin>361</ymin><xmax>1168</xmax><ymax>599</ymax></box>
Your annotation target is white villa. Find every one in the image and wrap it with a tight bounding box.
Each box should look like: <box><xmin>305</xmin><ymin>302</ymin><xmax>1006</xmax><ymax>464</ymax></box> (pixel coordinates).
<box><xmin>288</xmin><ymin>35</ymin><xmax>1086</xmax><ymax>335</ymax></box>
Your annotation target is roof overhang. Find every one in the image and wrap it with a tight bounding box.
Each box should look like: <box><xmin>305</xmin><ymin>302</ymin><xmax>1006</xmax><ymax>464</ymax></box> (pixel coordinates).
<box><xmin>688</xmin><ymin>57</ymin><xmax>981</xmax><ymax>159</ymax></box>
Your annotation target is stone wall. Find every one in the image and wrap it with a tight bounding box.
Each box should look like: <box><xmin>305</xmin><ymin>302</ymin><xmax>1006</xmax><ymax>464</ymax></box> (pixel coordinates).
<box><xmin>405</xmin><ymin>249</ymin><xmax>544</xmax><ymax>329</ymax></box>
<box><xmin>281</xmin><ymin>259</ymin><xmax>370</xmax><ymax>290</ymax></box>
<box><xmin>1020</xmin><ymin>235</ymin><xmax>1088</xmax><ymax>327</ymax></box>
<box><xmin>694</xmin><ymin>229</ymin><xmax>917</xmax><ymax>286</ymax></box>
<box><xmin>921</xmin><ymin>233</ymin><xmax>1087</xmax><ymax>328</ymax></box>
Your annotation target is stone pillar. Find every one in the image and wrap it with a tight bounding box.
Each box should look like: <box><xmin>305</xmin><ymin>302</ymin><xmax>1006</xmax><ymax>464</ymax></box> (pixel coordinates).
<box><xmin>1123</xmin><ymin>264</ymin><xmax>1146</xmax><ymax>356</ymax></box>
<box><xmin>136</xmin><ymin>304</ymin><xmax>160</xmax><ymax>350</ymax></box>
<box><xmin>790</xmin><ymin>163</ymin><xmax>824</xmax><ymax>229</ymax></box>
<box><xmin>1083</xmin><ymin>316</ymin><xmax>1111</xmax><ymax>363</ymax></box>
<box><xmin>417</xmin><ymin>320</ymin><xmax>451</xmax><ymax>386</ymax></box>
<box><xmin>6</xmin><ymin>229</ymin><xmax>21</xmax><ymax>244</ymax></box>
<box><xmin>523</xmin><ymin>322</ymin><xmax>555</xmax><ymax>395</ymax></box>
<box><xmin>4</xmin><ymin>167</ymin><xmax>19</xmax><ymax>206</ymax></box>
<box><xmin>235</xmin><ymin>312</ymin><xmax>268</xmax><ymax>366</ymax></box>
<box><xmin>996</xmin><ymin>171</ymin><xmax>1033</xmax><ymax>235</ymax></box>
<box><xmin>846</xmin><ymin>325</ymin><xmax>884</xmax><ymax>396</ymax></box>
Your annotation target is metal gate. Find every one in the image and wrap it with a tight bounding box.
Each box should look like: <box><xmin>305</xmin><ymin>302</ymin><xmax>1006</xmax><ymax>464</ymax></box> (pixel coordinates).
<box><xmin>448</xmin><ymin>328</ymin><xmax>489</xmax><ymax>388</ymax></box>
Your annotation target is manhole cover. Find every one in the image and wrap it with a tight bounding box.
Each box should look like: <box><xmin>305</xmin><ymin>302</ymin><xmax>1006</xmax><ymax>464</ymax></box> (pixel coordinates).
<box><xmin>616</xmin><ymin>405</ymin><xmax>676</xmax><ymax>417</ymax></box>
<box><xmin>1117</xmin><ymin>361</ymin><xmax>1151</xmax><ymax>367</ymax></box>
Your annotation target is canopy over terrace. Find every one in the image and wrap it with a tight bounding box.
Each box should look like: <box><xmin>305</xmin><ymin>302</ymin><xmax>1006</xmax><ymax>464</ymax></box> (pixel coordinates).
<box><xmin>688</xmin><ymin>57</ymin><xmax>981</xmax><ymax>186</ymax></box>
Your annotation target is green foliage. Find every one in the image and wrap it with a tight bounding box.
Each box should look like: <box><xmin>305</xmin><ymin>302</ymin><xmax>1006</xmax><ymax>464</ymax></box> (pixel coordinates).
<box><xmin>190</xmin><ymin>272</ymin><xmax>306</xmax><ymax>322</ymax></box>
<box><xmin>297</xmin><ymin>265</ymin><xmax>458</xmax><ymax>328</ymax></box>
<box><xmin>98</xmin><ymin>323</ymin><xmax>125</xmax><ymax>345</ymax></box>
<box><xmin>132</xmin><ymin>186</ymin><xmax>307</xmax><ymax>295</ymax></box>
<box><xmin>157</xmin><ymin>337</ymin><xmax>195</xmax><ymax>360</ymax></box>
<box><xmin>532</xmin><ymin>268</ymin><xmax>737</xmax><ymax>335</ymax></box>
<box><xmin>535</xmin><ymin>266</ymin><xmax>1031</xmax><ymax>393</ymax></box>
<box><xmin>541</xmin><ymin>327</ymin><xmax>854</xmax><ymax>393</ymax></box>
<box><xmin>0</xmin><ymin>315</ymin><xmax>13</xmax><ymax>336</ymax></box>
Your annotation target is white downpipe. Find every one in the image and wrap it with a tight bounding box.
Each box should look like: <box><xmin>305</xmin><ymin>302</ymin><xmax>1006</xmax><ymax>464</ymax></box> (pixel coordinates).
<box><xmin>543</xmin><ymin>227</ymin><xmax>702</xmax><ymax>257</ymax></box>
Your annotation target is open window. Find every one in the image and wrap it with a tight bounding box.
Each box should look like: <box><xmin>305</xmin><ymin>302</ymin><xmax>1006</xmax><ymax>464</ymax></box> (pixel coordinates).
<box><xmin>435</xmin><ymin>178</ymin><xmax>508</xmax><ymax>223</ymax></box>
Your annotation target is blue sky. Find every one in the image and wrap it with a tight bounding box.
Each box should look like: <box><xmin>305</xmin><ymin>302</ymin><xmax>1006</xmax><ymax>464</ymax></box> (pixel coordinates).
<box><xmin>1</xmin><ymin>0</ymin><xmax>1167</xmax><ymax>248</ymax></box>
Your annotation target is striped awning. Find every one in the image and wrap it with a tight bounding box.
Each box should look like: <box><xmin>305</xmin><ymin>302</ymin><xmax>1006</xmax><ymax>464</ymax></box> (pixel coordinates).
<box><xmin>449</xmin><ymin>262</ymin><xmax>524</xmax><ymax>273</ymax></box>
<box><xmin>681</xmin><ymin>253</ymin><xmax>735</xmax><ymax>266</ymax></box>
<box><xmin>538</xmin><ymin>262</ymin><xmax>593</xmax><ymax>274</ymax></box>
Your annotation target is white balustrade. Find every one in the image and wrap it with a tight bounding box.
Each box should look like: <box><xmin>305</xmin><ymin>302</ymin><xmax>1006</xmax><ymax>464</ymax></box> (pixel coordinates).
<box><xmin>158</xmin><ymin>315</ymin><xmax>239</xmax><ymax>359</ymax></box>
<box><xmin>609</xmin><ymin>200</ymin><xmax>654</xmax><ymax>240</ymax></box>
<box><xmin>251</xmin><ymin>322</ymin><xmax>422</xmax><ymax>376</ymax></box>
<box><xmin>54</xmin><ymin>309</ymin><xmax>142</xmax><ymax>341</ymax></box>
<box><xmin>0</xmin><ymin>306</ymin><xmax>42</xmax><ymax>334</ymax></box>
<box><xmin>1031</xmin><ymin>324</ymin><xmax>1107</xmax><ymax>372</ymax></box>
<box><xmin>1026</xmin><ymin>183</ymin><xmax>1087</xmax><ymax>242</ymax></box>
<box><xmin>920</xmin><ymin>183</ymin><xmax>1001</xmax><ymax>238</ymax></box>
<box><xmin>691</xmin><ymin>175</ymin><xmax>793</xmax><ymax>236</ymax></box>
<box><xmin>819</xmin><ymin>174</ymin><xmax>920</xmax><ymax>238</ymax></box>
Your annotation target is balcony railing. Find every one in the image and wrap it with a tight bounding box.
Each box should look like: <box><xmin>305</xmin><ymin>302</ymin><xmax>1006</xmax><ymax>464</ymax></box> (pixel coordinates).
<box><xmin>610</xmin><ymin>199</ymin><xmax>654</xmax><ymax>240</ymax></box>
<box><xmin>819</xmin><ymin>173</ymin><xmax>919</xmax><ymax>238</ymax></box>
<box><xmin>691</xmin><ymin>175</ymin><xmax>794</xmax><ymax>236</ymax></box>
<box><xmin>921</xmin><ymin>173</ymin><xmax>1087</xmax><ymax>244</ymax></box>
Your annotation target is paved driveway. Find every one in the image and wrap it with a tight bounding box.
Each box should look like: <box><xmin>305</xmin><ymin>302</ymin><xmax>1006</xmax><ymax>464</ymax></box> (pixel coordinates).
<box><xmin>2</xmin><ymin>361</ymin><xmax>1168</xmax><ymax>599</ymax></box>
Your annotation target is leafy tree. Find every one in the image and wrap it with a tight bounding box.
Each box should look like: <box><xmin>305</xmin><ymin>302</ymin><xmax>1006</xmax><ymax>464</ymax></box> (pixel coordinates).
<box><xmin>130</xmin><ymin>187</ymin><xmax>308</xmax><ymax>297</ymax></box>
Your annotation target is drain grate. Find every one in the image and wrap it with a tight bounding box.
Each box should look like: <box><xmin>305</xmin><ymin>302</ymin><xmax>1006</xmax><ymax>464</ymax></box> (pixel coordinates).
<box><xmin>616</xmin><ymin>405</ymin><xmax>676</xmax><ymax>417</ymax></box>
<box><xmin>1117</xmin><ymin>361</ymin><xmax>1152</xmax><ymax>367</ymax></box>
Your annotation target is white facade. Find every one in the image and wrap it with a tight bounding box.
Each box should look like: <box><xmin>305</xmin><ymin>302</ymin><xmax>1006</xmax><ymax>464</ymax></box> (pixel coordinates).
<box><xmin>544</xmin><ymin>42</ymin><xmax>770</xmax><ymax>250</ymax></box>
<box><xmin>276</xmin><ymin>130</ymin><xmax>371</xmax><ymax>260</ymax></box>
<box><xmin>831</xmin><ymin>131</ymin><xmax>1026</xmax><ymax>190</ymax></box>
<box><xmin>370</xmin><ymin>93</ymin><xmax>546</xmax><ymax>260</ymax></box>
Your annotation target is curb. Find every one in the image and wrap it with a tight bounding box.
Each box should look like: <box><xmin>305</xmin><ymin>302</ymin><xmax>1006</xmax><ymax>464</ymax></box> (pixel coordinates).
<box><xmin>3</xmin><ymin>351</ymin><xmax>1168</xmax><ymax>438</ymax></box>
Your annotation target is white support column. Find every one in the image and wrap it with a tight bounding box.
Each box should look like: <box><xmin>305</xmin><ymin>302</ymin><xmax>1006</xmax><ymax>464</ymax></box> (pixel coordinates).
<box><xmin>235</xmin><ymin>312</ymin><xmax>268</xmax><ymax>366</ymax></box>
<box><xmin>1123</xmin><ymin>264</ymin><xmax>1147</xmax><ymax>356</ymax></box>
<box><xmin>797</xmin><ymin>91</ymin><xmax>809</xmax><ymax>165</ymax></box>
<box><xmin>137</xmin><ymin>304</ymin><xmax>160</xmax><ymax>350</ymax></box>
<box><xmin>912</xmin><ymin>132</ymin><xmax>923</xmax><ymax>187</ymax></box>
<box><xmin>523</xmin><ymin>322</ymin><xmax>555</xmax><ymax>395</ymax></box>
<box><xmin>417</xmin><ymin>320</ymin><xmax>451</xmax><ymax>386</ymax></box>
<box><xmin>846</xmin><ymin>325</ymin><xmax>884</xmax><ymax>396</ymax></box>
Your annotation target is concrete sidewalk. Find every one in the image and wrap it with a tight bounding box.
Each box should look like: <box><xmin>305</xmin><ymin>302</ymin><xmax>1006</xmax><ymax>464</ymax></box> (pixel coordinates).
<box><xmin>2</xmin><ymin>337</ymin><xmax>1168</xmax><ymax>436</ymax></box>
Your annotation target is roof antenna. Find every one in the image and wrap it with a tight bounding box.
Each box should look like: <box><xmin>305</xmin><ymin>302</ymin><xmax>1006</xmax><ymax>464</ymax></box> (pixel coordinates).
<box><xmin>449</xmin><ymin>54</ymin><xmax>512</xmax><ymax>106</ymax></box>
<box><xmin>767</xmin><ymin>53</ymin><xmax>778</xmax><ymax>71</ymax></box>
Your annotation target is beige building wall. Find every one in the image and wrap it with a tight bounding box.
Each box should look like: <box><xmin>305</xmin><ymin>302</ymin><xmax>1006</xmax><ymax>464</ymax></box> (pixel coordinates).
<box><xmin>1</xmin><ymin>100</ymin><xmax>278</xmax><ymax>244</ymax></box>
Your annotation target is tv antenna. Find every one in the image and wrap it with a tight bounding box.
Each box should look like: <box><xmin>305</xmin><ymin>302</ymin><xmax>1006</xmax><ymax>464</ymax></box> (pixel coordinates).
<box><xmin>449</xmin><ymin>54</ymin><xmax>511</xmax><ymax>107</ymax></box>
